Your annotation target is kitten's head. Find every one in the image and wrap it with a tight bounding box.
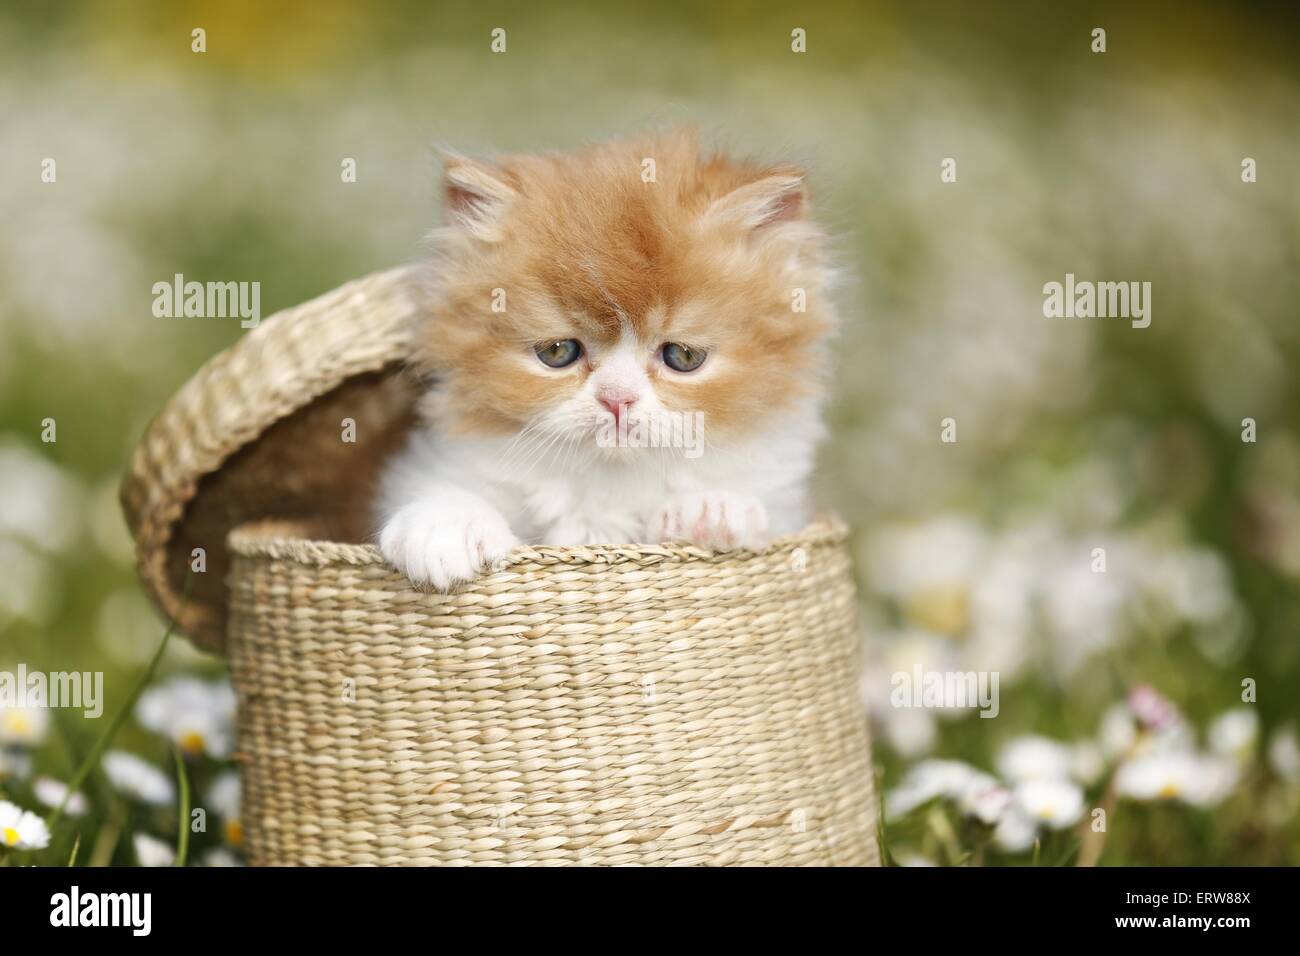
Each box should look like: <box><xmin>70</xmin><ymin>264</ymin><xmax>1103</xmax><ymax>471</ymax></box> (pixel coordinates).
<box><xmin>416</xmin><ymin>130</ymin><xmax>836</xmax><ymax>461</ymax></box>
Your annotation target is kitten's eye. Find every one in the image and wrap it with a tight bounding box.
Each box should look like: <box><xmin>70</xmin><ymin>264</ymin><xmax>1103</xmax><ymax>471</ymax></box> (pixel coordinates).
<box><xmin>661</xmin><ymin>342</ymin><xmax>707</xmax><ymax>372</ymax></box>
<box><xmin>535</xmin><ymin>339</ymin><xmax>583</xmax><ymax>368</ymax></box>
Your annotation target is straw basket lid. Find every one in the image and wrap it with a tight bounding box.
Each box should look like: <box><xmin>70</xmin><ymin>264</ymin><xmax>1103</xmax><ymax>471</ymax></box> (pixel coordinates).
<box><xmin>120</xmin><ymin>266</ymin><xmax>427</xmax><ymax>653</ymax></box>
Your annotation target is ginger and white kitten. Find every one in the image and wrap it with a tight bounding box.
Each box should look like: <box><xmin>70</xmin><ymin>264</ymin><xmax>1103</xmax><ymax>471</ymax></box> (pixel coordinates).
<box><xmin>377</xmin><ymin>131</ymin><xmax>837</xmax><ymax>589</ymax></box>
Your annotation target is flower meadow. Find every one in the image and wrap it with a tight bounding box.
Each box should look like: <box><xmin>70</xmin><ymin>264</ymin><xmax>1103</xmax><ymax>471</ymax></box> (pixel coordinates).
<box><xmin>1</xmin><ymin>671</ymin><xmax>244</xmax><ymax>866</ymax></box>
<box><xmin>3</xmin><ymin>2</ymin><xmax>1300</xmax><ymax>866</ymax></box>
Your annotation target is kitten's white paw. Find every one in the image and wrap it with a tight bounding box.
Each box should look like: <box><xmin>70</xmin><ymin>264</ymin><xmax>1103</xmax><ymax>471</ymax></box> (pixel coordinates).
<box><xmin>649</xmin><ymin>492</ymin><xmax>770</xmax><ymax>551</ymax></box>
<box><xmin>378</xmin><ymin>500</ymin><xmax>519</xmax><ymax>590</ymax></box>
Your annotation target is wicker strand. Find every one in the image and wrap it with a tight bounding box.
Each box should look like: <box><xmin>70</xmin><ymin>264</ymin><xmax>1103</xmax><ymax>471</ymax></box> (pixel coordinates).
<box><xmin>227</xmin><ymin>518</ymin><xmax>879</xmax><ymax>866</ymax></box>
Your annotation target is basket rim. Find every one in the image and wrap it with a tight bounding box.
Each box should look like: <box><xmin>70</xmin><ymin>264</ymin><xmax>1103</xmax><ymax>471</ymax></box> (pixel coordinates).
<box><xmin>119</xmin><ymin>265</ymin><xmax>425</xmax><ymax>653</ymax></box>
<box><xmin>227</xmin><ymin>515</ymin><xmax>848</xmax><ymax>569</ymax></box>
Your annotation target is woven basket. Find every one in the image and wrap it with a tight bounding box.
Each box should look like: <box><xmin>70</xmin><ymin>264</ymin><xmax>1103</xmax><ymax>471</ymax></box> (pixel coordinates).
<box><xmin>122</xmin><ymin>266</ymin><xmax>880</xmax><ymax>866</ymax></box>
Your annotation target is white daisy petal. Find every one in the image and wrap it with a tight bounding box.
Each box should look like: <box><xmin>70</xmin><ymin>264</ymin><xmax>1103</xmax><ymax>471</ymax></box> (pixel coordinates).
<box><xmin>1013</xmin><ymin>779</ymin><xmax>1085</xmax><ymax>829</ymax></box>
<box><xmin>0</xmin><ymin>703</ymin><xmax>50</xmax><ymax>746</ymax></box>
<box><xmin>32</xmin><ymin>776</ymin><xmax>88</xmax><ymax>817</ymax></box>
<box><xmin>1207</xmin><ymin>709</ymin><xmax>1259</xmax><ymax>762</ymax></box>
<box><xmin>996</xmin><ymin>735</ymin><xmax>1074</xmax><ymax>784</ymax></box>
<box><xmin>132</xmin><ymin>677</ymin><xmax>236</xmax><ymax>759</ymax></box>
<box><xmin>0</xmin><ymin>799</ymin><xmax>51</xmax><ymax>850</ymax></box>
<box><xmin>102</xmin><ymin>750</ymin><xmax>175</xmax><ymax>806</ymax></box>
<box><xmin>132</xmin><ymin>833</ymin><xmax>176</xmax><ymax>867</ymax></box>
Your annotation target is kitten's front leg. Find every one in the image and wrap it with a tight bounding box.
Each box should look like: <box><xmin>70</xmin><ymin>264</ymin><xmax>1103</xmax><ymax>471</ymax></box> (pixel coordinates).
<box><xmin>648</xmin><ymin>491</ymin><xmax>770</xmax><ymax>551</ymax></box>
<box><xmin>378</xmin><ymin>486</ymin><xmax>520</xmax><ymax>590</ymax></box>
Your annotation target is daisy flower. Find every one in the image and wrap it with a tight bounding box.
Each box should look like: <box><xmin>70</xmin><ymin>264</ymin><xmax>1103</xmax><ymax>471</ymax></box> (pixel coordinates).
<box><xmin>132</xmin><ymin>833</ymin><xmax>176</xmax><ymax>867</ymax></box>
<box><xmin>1013</xmin><ymin>779</ymin><xmax>1085</xmax><ymax>829</ymax></box>
<box><xmin>992</xmin><ymin>806</ymin><xmax>1039</xmax><ymax>853</ymax></box>
<box><xmin>1128</xmin><ymin>684</ymin><xmax>1182</xmax><ymax>733</ymax></box>
<box><xmin>886</xmin><ymin>759</ymin><xmax>988</xmax><ymax>819</ymax></box>
<box><xmin>958</xmin><ymin>778</ymin><xmax>1014</xmax><ymax>825</ymax></box>
<box><xmin>1114</xmin><ymin>752</ymin><xmax>1239</xmax><ymax>807</ymax></box>
<box><xmin>0</xmin><ymin>702</ymin><xmax>50</xmax><ymax>746</ymax></box>
<box><xmin>995</xmin><ymin>735</ymin><xmax>1075</xmax><ymax>784</ymax></box>
<box><xmin>989</xmin><ymin>780</ymin><xmax>1085</xmax><ymax>853</ymax></box>
<box><xmin>0</xmin><ymin>799</ymin><xmax>50</xmax><ymax>850</ymax></box>
<box><xmin>1071</xmin><ymin>742</ymin><xmax>1106</xmax><ymax>785</ymax></box>
<box><xmin>865</xmin><ymin>516</ymin><xmax>986</xmax><ymax>636</ymax></box>
<box><xmin>206</xmin><ymin>771</ymin><xmax>243</xmax><ymax>846</ymax></box>
<box><xmin>32</xmin><ymin>776</ymin><xmax>88</xmax><ymax>817</ymax></box>
<box><xmin>135</xmin><ymin>677</ymin><xmax>235</xmax><ymax>759</ymax></box>
<box><xmin>102</xmin><ymin>750</ymin><xmax>175</xmax><ymax>805</ymax></box>
<box><xmin>881</xmin><ymin>707</ymin><xmax>937</xmax><ymax>759</ymax></box>
<box><xmin>1268</xmin><ymin>726</ymin><xmax>1300</xmax><ymax>784</ymax></box>
<box><xmin>1207</xmin><ymin>708</ymin><xmax>1258</xmax><ymax>763</ymax></box>
<box><xmin>1098</xmin><ymin>703</ymin><xmax>1138</xmax><ymax>760</ymax></box>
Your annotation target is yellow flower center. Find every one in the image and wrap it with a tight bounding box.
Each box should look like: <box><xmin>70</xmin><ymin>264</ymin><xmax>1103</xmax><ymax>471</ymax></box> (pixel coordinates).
<box><xmin>5</xmin><ymin>713</ymin><xmax>29</xmax><ymax>735</ymax></box>
<box><xmin>2</xmin><ymin>826</ymin><xmax>19</xmax><ymax>847</ymax></box>
<box><xmin>903</xmin><ymin>584</ymin><xmax>970</xmax><ymax>636</ymax></box>
<box><xmin>1035</xmin><ymin>805</ymin><xmax>1056</xmax><ymax>820</ymax></box>
<box><xmin>1157</xmin><ymin>782</ymin><xmax>1180</xmax><ymax>799</ymax></box>
<box><xmin>225</xmin><ymin>820</ymin><xmax>244</xmax><ymax>846</ymax></box>
<box><xmin>179</xmin><ymin>731</ymin><xmax>206</xmax><ymax>755</ymax></box>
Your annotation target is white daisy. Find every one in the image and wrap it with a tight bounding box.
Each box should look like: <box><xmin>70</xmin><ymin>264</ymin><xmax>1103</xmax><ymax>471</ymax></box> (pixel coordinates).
<box><xmin>132</xmin><ymin>833</ymin><xmax>175</xmax><ymax>867</ymax></box>
<box><xmin>135</xmin><ymin>677</ymin><xmax>235</xmax><ymax>759</ymax></box>
<box><xmin>1128</xmin><ymin>684</ymin><xmax>1182</xmax><ymax>732</ymax></box>
<box><xmin>865</xmin><ymin>517</ymin><xmax>986</xmax><ymax>635</ymax></box>
<box><xmin>0</xmin><ymin>444</ymin><xmax>84</xmax><ymax>553</ymax></box>
<box><xmin>32</xmin><ymin>776</ymin><xmax>88</xmax><ymax>817</ymax></box>
<box><xmin>1098</xmin><ymin>703</ymin><xmax>1138</xmax><ymax>760</ymax></box>
<box><xmin>0</xmin><ymin>702</ymin><xmax>50</xmax><ymax>746</ymax></box>
<box><xmin>992</xmin><ymin>805</ymin><xmax>1039</xmax><ymax>853</ymax></box>
<box><xmin>206</xmin><ymin>770</ymin><xmax>243</xmax><ymax>846</ymax></box>
<box><xmin>1114</xmin><ymin>752</ymin><xmax>1239</xmax><ymax>807</ymax></box>
<box><xmin>0</xmin><ymin>799</ymin><xmax>50</xmax><ymax>850</ymax></box>
<box><xmin>202</xmin><ymin>847</ymin><xmax>244</xmax><ymax>867</ymax></box>
<box><xmin>881</xmin><ymin>707</ymin><xmax>938</xmax><ymax>759</ymax></box>
<box><xmin>1207</xmin><ymin>708</ymin><xmax>1259</xmax><ymax>762</ymax></box>
<box><xmin>995</xmin><ymin>735</ymin><xmax>1074</xmax><ymax>784</ymax></box>
<box><xmin>102</xmin><ymin>750</ymin><xmax>174</xmax><ymax>805</ymax></box>
<box><xmin>886</xmin><ymin>759</ymin><xmax>989</xmax><ymax>819</ymax></box>
<box><xmin>1013</xmin><ymin>779</ymin><xmax>1085</xmax><ymax>829</ymax></box>
<box><xmin>1071</xmin><ymin>742</ymin><xmax>1106</xmax><ymax>785</ymax></box>
<box><xmin>958</xmin><ymin>778</ymin><xmax>1014</xmax><ymax>825</ymax></box>
<box><xmin>1040</xmin><ymin>552</ymin><xmax>1129</xmax><ymax>676</ymax></box>
<box><xmin>1268</xmin><ymin>726</ymin><xmax>1300</xmax><ymax>783</ymax></box>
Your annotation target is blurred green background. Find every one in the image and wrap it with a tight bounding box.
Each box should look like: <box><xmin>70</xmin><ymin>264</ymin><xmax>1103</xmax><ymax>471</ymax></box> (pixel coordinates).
<box><xmin>1</xmin><ymin>0</ymin><xmax>1297</xmax><ymax>865</ymax></box>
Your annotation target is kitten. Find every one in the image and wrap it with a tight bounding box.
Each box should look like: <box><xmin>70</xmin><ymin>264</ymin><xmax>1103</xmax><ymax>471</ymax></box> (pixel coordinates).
<box><xmin>377</xmin><ymin>130</ymin><xmax>837</xmax><ymax>589</ymax></box>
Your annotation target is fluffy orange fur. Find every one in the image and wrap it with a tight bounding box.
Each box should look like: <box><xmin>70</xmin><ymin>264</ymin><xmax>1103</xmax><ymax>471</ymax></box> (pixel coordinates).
<box><xmin>414</xmin><ymin>129</ymin><xmax>837</xmax><ymax>443</ymax></box>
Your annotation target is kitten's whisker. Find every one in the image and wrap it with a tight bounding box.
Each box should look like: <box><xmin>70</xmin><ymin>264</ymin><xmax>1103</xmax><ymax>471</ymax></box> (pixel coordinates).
<box><xmin>515</xmin><ymin>427</ymin><xmax>566</xmax><ymax>475</ymax></box>
<box><xmin>497</xmin><ymin>419</ymin><xmax>550</xmax><ymax>469</ymax></box>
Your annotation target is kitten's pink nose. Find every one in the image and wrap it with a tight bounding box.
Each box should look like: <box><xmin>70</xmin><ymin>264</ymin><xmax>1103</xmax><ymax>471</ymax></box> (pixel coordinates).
<box><xmin>597</xmin><ymin>387</ymin><xmax>637</xmax><ymax>424</ymax></box>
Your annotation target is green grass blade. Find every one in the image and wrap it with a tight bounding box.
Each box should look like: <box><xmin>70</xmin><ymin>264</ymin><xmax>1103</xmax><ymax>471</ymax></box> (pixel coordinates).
<box><xmin>45</xmin><ymin>571</ymin><xmax>192</xmax><ymax>833</ymax></box>
<box><xmin>173</xmin><ymin>747</ymin><xmax>190</xmax><ymax>867</ymax></box>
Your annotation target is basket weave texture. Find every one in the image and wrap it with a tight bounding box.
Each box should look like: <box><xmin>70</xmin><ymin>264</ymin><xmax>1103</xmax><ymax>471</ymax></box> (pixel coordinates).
<box><xmin>228</xmin><ymin>519</ymin><xmax>879</xmax><ymax>866</ymax></box>
<box><xmin>121</xmin><ymin>266</ymin><xmax>880</xmax><ymax>865</ymax></box>
<box><xmin>120</xmin><ymin>266</ymin><xmax>424</xmax><ymax>653</ymax></box>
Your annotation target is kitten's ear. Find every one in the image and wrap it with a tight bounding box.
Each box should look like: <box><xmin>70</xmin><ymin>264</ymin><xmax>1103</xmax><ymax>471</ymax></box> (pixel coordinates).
<box><xmin>703</xmin><ymin>167</ymin><xmax>807</xmax><ymax>233</ymax></box>
<box><xmin>440</xmin><ymin>151</ymin><xmax>518</xmax><ymax>242</ymax></box>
